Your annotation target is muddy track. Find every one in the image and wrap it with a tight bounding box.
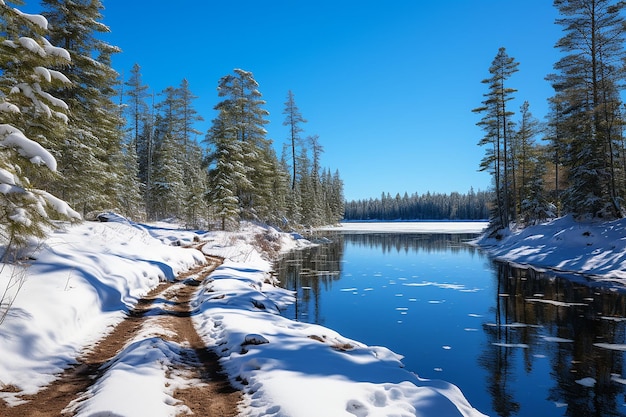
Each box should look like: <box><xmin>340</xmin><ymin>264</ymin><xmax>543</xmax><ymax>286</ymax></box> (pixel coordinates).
<box><xmin>0</xmin><ymin>253</ymin><xmax>241</xmax><ymax>417</ymax></box>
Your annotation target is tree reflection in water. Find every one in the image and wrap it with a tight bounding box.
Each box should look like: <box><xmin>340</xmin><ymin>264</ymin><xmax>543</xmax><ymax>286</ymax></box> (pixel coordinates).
<box><xmin>483</xmin><ymin>262</ymin><xmax>626</xmax><ymax>417</ymax></box>
<box><xmin>275</xmin><ymin>232</ymin><xmax>626</xmax><ymax>416</ymax></box>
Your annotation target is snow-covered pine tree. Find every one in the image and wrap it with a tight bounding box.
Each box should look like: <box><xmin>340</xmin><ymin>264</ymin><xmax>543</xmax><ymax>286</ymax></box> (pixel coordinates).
<box><xmin>205</xmin><ymin>115</ymin><xmax>250</xmax><ymax>230</ymax></box>
<box><xmin>150</xmin><ymin>113</ymin><xmax>185</xmax><ymax>220</ymax></box>
<box><xmin>41</xmin><ymin>0</ymin><xmax>133</xmax><ymax>216</ymax></box>
<box><xmin>330</xmin><ymin>169</ymin><xmax>345</xmax><ymax>223</ymax></box>
<box><xmin>213</xmin><ymin>69</ymin><xmax>274</xmax><ymax>223</ymax></box>
<box><xmin>173</xmin><ymin>79</ymin><xmax>207</xmax><ymax>227</ymax></box>
<box><xmin>0</xmin><ymin>2</ymin><xmax>79</xmax><ymax>249</ymax></box>
<box><xmin>183</xmin><ymin>140</ymin><xmax>208</xmax><ymax>228</ymax></box>
<box><xmin>280</xmin><ymin>145</ymin><xmax>301</xmax><ymax>224</ymax></box>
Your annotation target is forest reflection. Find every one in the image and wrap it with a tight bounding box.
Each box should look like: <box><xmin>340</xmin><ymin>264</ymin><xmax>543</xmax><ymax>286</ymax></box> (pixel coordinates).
<box><xmin>274</xmin><ymin>233</ymin><xmax>480</xmax><ymax>322</ymax></box>
<box><xmin>342</xmin><ymin>232</ymin><xmax>480</xmax><ymax>255</ymax></box>
<box><xmin>484</xmin><ymin>262</ymin><xmax>626</xmax><ymax>417</ymax></box>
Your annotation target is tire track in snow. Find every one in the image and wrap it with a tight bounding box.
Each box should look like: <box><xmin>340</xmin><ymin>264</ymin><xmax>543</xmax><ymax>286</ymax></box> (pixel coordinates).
<box><xmin>0</xmin><ymin>252</ymin><xmax>241</xmax><ymax>417</ymax></box>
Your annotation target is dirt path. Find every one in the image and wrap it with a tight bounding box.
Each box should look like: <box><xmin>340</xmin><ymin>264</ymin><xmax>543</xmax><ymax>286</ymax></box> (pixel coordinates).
<box><xmin>0</xmin><ymin>253</ymin><xmax>241</xmax><ymax>417</ymax></box>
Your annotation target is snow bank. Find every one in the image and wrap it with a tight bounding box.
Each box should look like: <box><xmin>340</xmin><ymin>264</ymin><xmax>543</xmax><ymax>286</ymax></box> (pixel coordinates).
<box><xmin>474</xmin><ymin>215</ymin><xmax>626</xmax><ymax>282</ymax></box>
<box><xmin>0</xmin><ymin>218</ymin><xmax>203</xmax><ymax>405</ymax></box>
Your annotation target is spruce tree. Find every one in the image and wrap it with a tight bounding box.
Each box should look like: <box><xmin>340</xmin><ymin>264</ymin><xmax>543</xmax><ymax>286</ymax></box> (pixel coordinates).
<box><xmin>213</xmin><ymin>69</ymin><xmax>274</xmax><ymax>223</ymax></box>
<box><xmin>0</xmin><ymin>3</ymin><xmax>79</xmax><ymax>248</ymax></box>
<box><xmin>40</xmin><ymin>0</ymin><xmax>130</xmax><ymax>216</ymax></box>
<box><xmin>124</xmin><ymin>63</ymin><xmax>155</xmax><ymax>217</ymax></box>
<box><xmin>205</xmin><ymin>115</ymin><xmax>249</xmax><ymax>230</ymax></box>
<box><xmin>513</xmin><ymin>101</ymin><xmax>540</xmax><ymax>219</ymax></box>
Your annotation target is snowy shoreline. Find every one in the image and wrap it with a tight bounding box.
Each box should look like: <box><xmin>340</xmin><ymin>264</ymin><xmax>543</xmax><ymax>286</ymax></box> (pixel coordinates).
<box><xmin>3</xmin><ymin>216</ymin><xmax>621</xmax><ymax>415</ymax></box>
<box><xmin>473</xmin><ymin>215</ymin><xmax>626</xmax><ymax>284</ymax></box>
<box><xmin>0</xmin><ymin>218</ymin><xmax>487</xmax><ymax>416</ymax></box>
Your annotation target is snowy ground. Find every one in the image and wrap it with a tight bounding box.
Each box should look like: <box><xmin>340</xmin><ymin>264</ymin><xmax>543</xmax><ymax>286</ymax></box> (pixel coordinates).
<box><xmin>474</xmin><ymin>215</ymin><xmax>626</xmax><ymax>283</ymax></box>
<box><xmin>0</xmin><ymin>217</ymin><xmax>487</xmax><ymax>417</ymax></box>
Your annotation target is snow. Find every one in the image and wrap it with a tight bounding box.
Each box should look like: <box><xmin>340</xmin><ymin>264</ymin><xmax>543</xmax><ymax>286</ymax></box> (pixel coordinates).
<box><xmin>474</xmin><ymin>215</ymin><xmax>626</xmax><ymax>283</ymax></box>
<box><xmin>12</xmin><ymin>8</ymin><xmax>48</xmax><ymax>30</ymax></box>
<box><xmin>0</xmin><ymin>217</ymin><xmax>486</xmax><ymax>416</ymax></box>
<box><xmin>320</xmin><ymin>221</ymin><xmax>489</xmax><ymax>234</ymax></box>
<box><xmin>18</xmin><ymin>37</ymin><xmax>45</xmax><ymax>56</ymax></box>
<box><xmin>0</xmin><ymin>124</ymin><xmax>57</xmax><ymax>170</ymax></box>
<box><xmin>0</xmin><ymin>102</ymin><xmax>20</xmax><ymax>114</ymax></box>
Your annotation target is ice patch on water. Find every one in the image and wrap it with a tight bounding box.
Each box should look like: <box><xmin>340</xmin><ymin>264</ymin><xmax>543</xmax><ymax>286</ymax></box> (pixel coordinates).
<box><xmin>594</xmin><ymin>342</ymin><xmax>626</xmax><ymax>351</ymax></box>
<box><xmin>576</xmin><ymin>377</ymin><xmax>596</xmax><ymax>387</ymax></box>
<box><xmin>611</xmin><ymin>374</ymin><xmax>626</xmax><ymax>385</ymax></box>
<box><xmin>542</xmin><ymin>336</ymin><xmax>573</xmax><ymax>343</ymax></box>
<box><xmin>601</xmin><ymin>316</ymin><xmax>626</xmax><ymax>322</ymax></box>
<box><xmin>526</xmin><ymin>298</ymin><xmax>587</xmax><ymax>307</ymax></box>
<box><xmin>493</xmin><ymin>343</ymin><xmax>529</xmax><ymax>348</ymax></box>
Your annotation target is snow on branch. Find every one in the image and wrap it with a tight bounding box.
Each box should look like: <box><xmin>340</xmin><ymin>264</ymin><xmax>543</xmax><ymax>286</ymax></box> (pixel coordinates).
<box><xmin>0</xmin><ymin>102</ymin><xmax>20</xmax><ymax>114</ymax></box>
<box><xmin>40</xmin><ymin>37</ymin><xmax>71</xmax><ymax>62</ymax></box>
<box><xmin>48</xmin><ymin>69</ymin><xmax>71</xmax><ymax>84</ymax></box>
<box><xmin>0</xmin><ymin>124</ymin><xmax>57</xmax><ymax>171</ymax></box>
<box><xmin>12</xmin><ymin>8</ymin><xmax>49</xmax><ymax>30</ymax></box>
<box><xmin>39</xmin><ymin>191</ymin><xmax>81</xmax><ymax>220</ymax></box>
<box><xmin>18</xmin><ymin>37</ymin><xmax>45</xmax><ymax>57</ymax></box>
<box><xmin>34</xmin><ymin>67</ymin><xmax>52</xmax><ymax>83</ymax></box>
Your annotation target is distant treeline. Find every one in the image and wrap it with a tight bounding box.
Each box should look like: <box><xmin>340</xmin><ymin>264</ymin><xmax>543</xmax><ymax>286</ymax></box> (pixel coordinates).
<box><xmin>344</xmin><ymin>190</ymin><xmax>492</xmax><ymax>221</ymax></box>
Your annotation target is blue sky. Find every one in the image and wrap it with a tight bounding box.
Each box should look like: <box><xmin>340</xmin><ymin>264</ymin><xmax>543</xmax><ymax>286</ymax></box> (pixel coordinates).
<box><xmin>28</xmin><ymin>0</ymin><xmax>561</xmax><ymax>201</ymax></box>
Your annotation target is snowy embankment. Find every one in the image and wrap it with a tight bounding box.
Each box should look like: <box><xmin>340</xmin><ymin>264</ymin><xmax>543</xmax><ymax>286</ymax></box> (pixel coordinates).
<box><xmin>474</xmin><ymin>215</ymin><xmax>626</xmax><ymax>283</ymax></box>
<box><xmin>0</xmin><ymin>217</ymin><xmax>486</xmax><ymax>417</ymax></box>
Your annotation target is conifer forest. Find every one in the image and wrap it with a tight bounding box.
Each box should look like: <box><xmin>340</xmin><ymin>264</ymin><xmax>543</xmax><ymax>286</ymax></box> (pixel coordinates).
<box><xmin>474</xmin><ymin>1</ymin><xmax>626</xmax><ymax>230</ymax></box>
<box><xmin>0</xmin><ymin>0</ymin><xmax>344</xmax><ymax>249</ymax></box>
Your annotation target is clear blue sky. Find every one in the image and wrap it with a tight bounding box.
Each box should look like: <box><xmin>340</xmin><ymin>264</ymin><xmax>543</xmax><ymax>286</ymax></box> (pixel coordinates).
<box><xmin>27</xmin><ymin>0</ymin><xmax>561</xmax><ymax>201</ymax></box>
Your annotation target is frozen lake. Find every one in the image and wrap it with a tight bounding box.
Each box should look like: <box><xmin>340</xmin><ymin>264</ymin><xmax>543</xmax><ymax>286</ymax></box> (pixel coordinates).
<box><xmin>275</xmin><ymin>224</ymin><xmax>626</xmax><ymax>417</ymax></box>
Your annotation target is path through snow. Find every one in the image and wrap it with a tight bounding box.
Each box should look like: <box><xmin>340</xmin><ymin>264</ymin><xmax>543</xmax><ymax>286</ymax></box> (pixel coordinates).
<box><xmin>0</xmin><ymin>251</ymin><xmax>240</xmax><ymax>417</ymax></box>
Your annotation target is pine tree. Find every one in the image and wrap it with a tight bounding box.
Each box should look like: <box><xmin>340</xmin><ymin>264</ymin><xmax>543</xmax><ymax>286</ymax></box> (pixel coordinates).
<box><xmin>0</xmin><ymin>3</ymin><xmax>79</xmax><ymax>248</ymax></box>
<box><xmin>41</xmin><ymin>0</ymin><xmax>133</xmax><ymax>216</ymax></box>
<box><xmin>550</xmin><ymin>0</ymin><xmax>626</xmax><ymax>218</ymax></box>
<box><xmin>513</xmin><ymin>101</ymin><xmax>540</xmax><ymax>219</ymax></box>
<box><xmin>297</xmin><ymin>146</ymin><xmax>315</xmax><ymax>226</ymax></box>
<box><xmin>150</xmin><ymin>117</ymin><xmax>185</xmax><ymax>219</ymax></box>
<box><xmin>205</xmin><ymin>115</ymin><xmax>249</xmax><ymax>230</ymax></box>
<box><xmin>213</xmin><ymin>69</ymin><xmax>273</xmax><ymax>223</ymax></box>
<box><xmin>308</xmin><ymin>135</ymin><xmax>324</xmax><ymax>226</ymax></box>
<box><xmin>125</xmin><ymin>63</ymin><xmax>150</xmax><ymax>162</ymax></box>
<box><xmin>124</xmin><ymin>63</ymin><xmax>153</xmax><ymax>216</ymax></box>
<box><xmin>174</xmin><ymin>79</ymin><xmax>206</xmax><ymax>227</ymax></box>
<box><xmin>473</xmin><ymin>47</ymin><xmax>519</xmax><ymax>229</ymax></box>
<box><xmin>282</xmin><ymin>90</ymin><xmax>307</xmax><ymax>191</ymax></box>
<box><xmin>544</xmin><ymin>96</ymin><xmax>567</xmax><ymax>216</ymax></box>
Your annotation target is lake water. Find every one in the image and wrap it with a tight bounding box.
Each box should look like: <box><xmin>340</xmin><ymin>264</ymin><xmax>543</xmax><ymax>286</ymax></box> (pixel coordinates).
<box><xmin>275</xmin><ymin>230</ymin><xmax>626</xmax><ymax>417</ymax></box>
